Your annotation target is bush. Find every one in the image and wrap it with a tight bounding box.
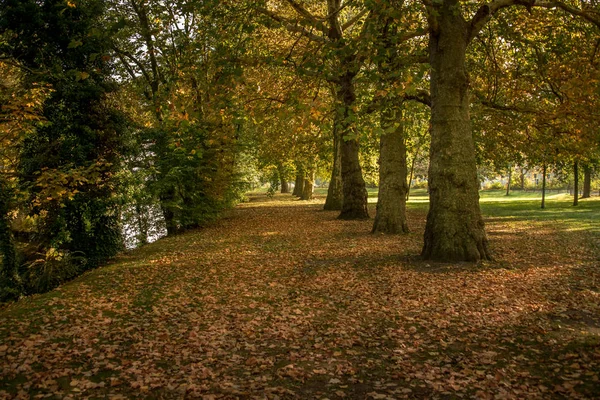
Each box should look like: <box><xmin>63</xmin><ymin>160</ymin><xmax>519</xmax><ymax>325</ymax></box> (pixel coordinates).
<box><xmin>21</xmin><ymin>249</ymin><xmax>86</xmax><ymax>294</ymax></box>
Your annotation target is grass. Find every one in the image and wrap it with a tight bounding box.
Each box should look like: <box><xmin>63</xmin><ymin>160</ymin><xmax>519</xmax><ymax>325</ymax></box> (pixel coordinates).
<box><xmin>1</xmin><ymin>191</ymin><xmax>599</xmax><ymax>398</ymax></box>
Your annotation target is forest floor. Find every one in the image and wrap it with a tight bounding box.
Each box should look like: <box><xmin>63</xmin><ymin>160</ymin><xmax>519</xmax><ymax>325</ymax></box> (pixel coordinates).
<box><xmin>1</xmin><ymin>191</ymin><xmax>599</xmax><ymax>399</ymax></box>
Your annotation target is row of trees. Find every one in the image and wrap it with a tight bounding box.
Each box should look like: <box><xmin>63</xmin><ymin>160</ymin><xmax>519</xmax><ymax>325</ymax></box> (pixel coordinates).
<box><xmin>1</xmin><ymin>0</ymin><xmax>599</xmax><ymax>299</ymax></box>
<box><xmin>249</xmin><ymin>0</ymin><xmax>599</xmax><ymax>260</ymax></box>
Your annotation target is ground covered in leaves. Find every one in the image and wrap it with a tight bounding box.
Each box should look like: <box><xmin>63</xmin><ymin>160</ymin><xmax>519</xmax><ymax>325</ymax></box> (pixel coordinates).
<box><xmin>1</xmin><ymin>193</ymin><xmax>599</xmax><ymax>399</ymax></box>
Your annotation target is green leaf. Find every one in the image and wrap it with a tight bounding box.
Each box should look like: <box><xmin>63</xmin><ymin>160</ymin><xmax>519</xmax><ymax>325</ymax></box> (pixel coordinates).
<box><xmin>68</xmin><ymin>39</ymin><xmax>83</xmax><ymax>49</ymax></box>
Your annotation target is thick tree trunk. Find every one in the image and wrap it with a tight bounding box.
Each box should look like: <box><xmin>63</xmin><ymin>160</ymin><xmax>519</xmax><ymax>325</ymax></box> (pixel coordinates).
<box><xmin>280</xmin><ymin>180</ymin><xmax>289</xmax><ymax>194</ymax></box>
<box><xmin>582</xmin><ymin>165</ymin><xmax>592</xmax><ymax>198</ymax></box>
<box><xmin>372</xmin><ymin>105</ymin><xmax>409</xmax><ymax>234</ymax></box>
<box><xmin>277</xmin><ymin>164</ymin><xmax>290</xmax><ymax>194</ymax></box>
<box><xmin>541</xmin><ymin>164</ymin><xmax>547</xmax><ymax>209</ymax></box>
<box><xmin>506</xmin><ymin>167</ymin><xmax>512</xmax><ymax>196</ymax></box>
<box><xmin>337</xmin><ymin>73</ymin><xmax>369</xmax><ymax>220</ymax></box>
<box><xmin>292</xmin><ymin>165</ymin><xmax>304</xmax><ymax>197</ymax></box>
<box><xmin>301</xmin><ymin>166</ymin><xmax>315</xmax><ymax>200</ymax></box>
<box><xmin>324</xmin><ymin>120</ymin><xmax>343</xmax><ymax>210</ymax></box>
<box><xmin>422</xmin><ymin>9</ymin><xmax>490</xmax><ymax>261</ymax></box>
<box><xmin>573</xmin><ymin>161</ymin><xmax>579</xmax><ymax>206</ymax></box>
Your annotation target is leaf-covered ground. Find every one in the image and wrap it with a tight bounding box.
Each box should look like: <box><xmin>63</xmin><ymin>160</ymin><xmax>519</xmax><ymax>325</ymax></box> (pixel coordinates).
<box><xmin>1</xmin><ymin>193</ymin><xmax>599</xmax><ymax>399</ymax></box>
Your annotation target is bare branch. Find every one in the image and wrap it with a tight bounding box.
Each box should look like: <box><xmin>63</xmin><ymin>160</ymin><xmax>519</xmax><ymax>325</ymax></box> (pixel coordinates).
<box><xmin>112</xmin><ymin>47</ymin><xmax>153</xmax><ymax>93</ymax></box>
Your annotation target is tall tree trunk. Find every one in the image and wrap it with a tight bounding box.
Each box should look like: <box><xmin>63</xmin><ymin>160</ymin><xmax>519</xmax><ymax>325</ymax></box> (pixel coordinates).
<box><xmin>135</xmin><ymin>202</ymin><xmax>149</xmax><ymax>246</ymax></box>
<box><xmin>337</xmin><ymin>73</ymin><xmax>369</xmax><ymax>220</ymax></box>
<box><xmin>159</xmin><ymin>188</ymin><xmax>178</xmax><ymax>235</ymax></box>
<box><xmin>506</xmin><ymin>167</ymin><xmax>512</xmax><ymax>196</ymax></box>
<box><xmin>292</xmin><ymin>164</ymin><xmax>304</xmax><ymax>197</ymax></box>
<box><xmin>541</xmin><ymin>164</ymin><xmax>547</xmax><ymax>209</ymax></box>
<box><xmin>372</xmin><ymin>104</ymin><xmax>409</xmax><ymax>234</ymax></box>
<box><xmin>573</xmin><ymin>160</ymin><xmax>579</xmax><ymax>206</ymax></box>
<box><xmin>582</xmin><ymin>165</ymin><xmax>592</xmax><ymax>199</ymax></box>
<box><xmin>422</xmin><ymin>7</ymin><xmax>490</xmax><ymax>261</ymax></box>
<box><xmin>301</xmin><ymin>166</ymin><xmax>315</xmax><ymax>200</ymax></box>
<box><xmin>324</xmin><ymin>119</ymin><xmax>343</xmax><ymax>210</ymax></box>
<box><xmin>406</xmin><ymin>150</ymin><xmax>418</xmax><ymax>201</ymax></box>
<box><xmin>277</xmin><ymin>164</ymin><xmax>290</xmax><ymax>194</ymax></box>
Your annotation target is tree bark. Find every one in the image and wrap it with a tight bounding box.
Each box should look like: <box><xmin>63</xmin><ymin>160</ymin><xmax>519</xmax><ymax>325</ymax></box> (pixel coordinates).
<box><xmin>582</xmin><ymin>165</ymin><xmax>592</xmax><ymax>198</ymax></box>
<box><xmin>372</xmin><ymin>104</ymin><xmax>409</xmax><ymax>234</ymax></box>
<box><xmin>422</xmin><ymin>5</ymin><xmax>490</xmax><ymax>261</ymax></box>
<box><xmin>277</xmin><ymin>164</ymin><xmax>290</xmax><ymax>194</ymax></box>
<box><xmin>541</xmin><ymin>164</ymin><xmax>547</xmax><ymax>209</ymax></box>
<box><xmin>159</xmin><ymin>188</ymin><xmax>178</xmax><ymax>235</ymax></box>
<box><xmin>573</xmin><ymin>160</ymin><xmax>579</xmax><ymax>206</ymax></box>
<box><xmin>506</xmin><ymin>167</ymin><xmax>512</xmax><ymax>196</ymax></box>
<box><xmin>337</xmin><ymin>73</ymin><xmax>369</xmax><ymax>220</ymax></box>
<box><xmin>301</xmin><ymin>166</ymin><xmax>315</xmax><ymax>200</ymax></box>
<box><xmin>324</xmin><ymin>118</ymin><xmax>343</xmax><ymax>210</ymax></box>
<box><xmin>292</xmin><ymin>164</ymin><xmax>304</xmax><ymax>197</ymax></box>
<box><xmin>406</xmin><ymin>150</ymin><xmax>418</xmax><ymax>201</ymax></box>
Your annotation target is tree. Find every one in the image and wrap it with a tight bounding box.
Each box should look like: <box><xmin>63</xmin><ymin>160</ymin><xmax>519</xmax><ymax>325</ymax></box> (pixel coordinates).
<box><xmin>109</xmin><ymin>0</ymin><xmax>250</xmax><ymax>234</ymax></box>
<box><xmin>257</xmin><ymin>0</ymin><xmax>371</xmax><ymax>219</ymax></box>
<box><xmin>1</xmin><ymin>0</ymin><xmax>128</xmax><ymax>268</ymax></box>
<box><xmin>420</xmin><ymin>0</ymin><xmax>600</xmax><ymax>261</ymax></box>
<box><xmin>368</xmin><ymin>1</ymin><xmax>428</xmax><ymax>234</ymax></box>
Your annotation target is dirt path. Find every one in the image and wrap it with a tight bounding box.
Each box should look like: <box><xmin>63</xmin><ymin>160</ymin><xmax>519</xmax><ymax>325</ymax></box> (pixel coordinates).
<box><xmin>1</xmin><ymin>194</ymin><xmax>599</xmax><ymax>399</ymax></box>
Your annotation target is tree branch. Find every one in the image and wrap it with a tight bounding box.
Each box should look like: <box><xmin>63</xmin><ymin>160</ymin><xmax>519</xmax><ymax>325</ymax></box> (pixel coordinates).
<box><xmin>469</xmin><ymin>0</ymin><xmax>535</xmax><ymax>43</ymax></box>
<box><xmin>534</xmin><ymin>0</ymin><xmax>600</xmax><ymax>28</ymax></box>
<box><xmin>421</xmin><ymin>0</ymin><xmax>439</xmax><ymax>34</ymax></box>
<box><xmin>403</xmin><ymin>90</ymin><xmax>432</xmax><ymax>107</ymax></box>
<box><xmin>341</xmin><ymin>8</ymin><xmax>369</xmax><ymax>31</ymax></box>
<box><xmin>112</xmin><ymin>47</ymin><xmax>153</xmax><ymax>91</ymax></box>
<box><xmin>257</xmin><ymin>7</ymin><xmax>329</xmax><ymax>43</ymax></box>
<box><xmin>283</xmin><ymin>0</ymin><xmax>319</xmax><ymax>22</ymax></box>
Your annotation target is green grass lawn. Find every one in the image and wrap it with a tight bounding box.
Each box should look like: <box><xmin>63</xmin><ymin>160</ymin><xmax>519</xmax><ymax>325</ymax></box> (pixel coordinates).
<box><xmin>313</xmin><ymin>186</ymin><xmax>600</xmax><ymax>234</ymax></box>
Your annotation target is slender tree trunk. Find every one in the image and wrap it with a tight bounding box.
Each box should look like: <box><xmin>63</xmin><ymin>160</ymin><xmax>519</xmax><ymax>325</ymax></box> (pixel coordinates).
<box><xmin>541</xmin><ymin>164</ymin><xmax>547</xmax><ymax>209</ymax></box>
<box><xmin>135</xmin><ymin>202</ymin><xmax>149</xmax><ymax>246</ymax></box>
<box><xmin>324</xmin><ymin>119</ymin><xmax>343</xmax><ymax>210</ymax></box>
<box><xmin>582</xmin><ymin>165</ymin><xmax>591</xmax><ymax>198</ymax></box>
<box><xmin>422</xmin><ymin>8</ymin><xmax>490</xmax><ymax>261</ymax></box>
<box><xmin>159</xmin><ymin>188</ymin><xmax>178</xmax><ymax>235</ymax></box>
<box><xmin>505</xmin><ymin>167</ymin><xmax>512</xmax><ymax>196</ymax></box>
<box><xmin>573</xmin><ymin>160</ymin><xmax>579</xmax><ymax>206</ymax></box>
<box><xmin>301</xmin><ymin>165</ymin><xmax>315</xmax><ymax>200</ymax></box>
<box><xmin>406</xmin><ymin>150</ymin><xmax>418</xmax><ymax>201</ymax></box>
<box><xmin>292</xmin><ymin>164</ymin><xmax>304</xmax><ymax>197</ymax></box>
<box><xmin>277</xmin><ymin>164</ymin><xmax>290</xmax><ymax>194</ymax></box>
<box><xmin>337</xmin><ymin>73</ymin><xmax>369</xmax><ymax>220</ymax></box>
<box><xmin>372</xmin><ymin>104</ymin><xmax>409</xmax><ymax>234</ymax></box>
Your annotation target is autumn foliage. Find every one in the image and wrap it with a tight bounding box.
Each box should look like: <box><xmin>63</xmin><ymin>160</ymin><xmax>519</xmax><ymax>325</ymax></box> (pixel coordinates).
<box><xmin>0</xmin><ymin>194</ymin><xmax>599</xmax><ymax>398</ymax></box>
